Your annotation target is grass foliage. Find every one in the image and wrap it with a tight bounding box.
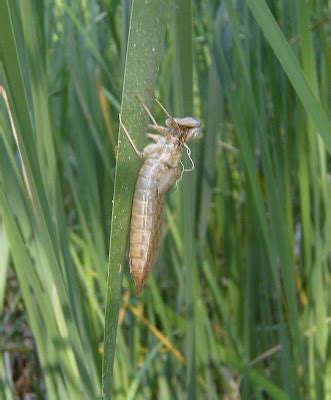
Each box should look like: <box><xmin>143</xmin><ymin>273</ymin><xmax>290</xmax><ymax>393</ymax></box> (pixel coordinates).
<box><xmin>0</xmin><ymin>0</ymin><xmax>330</xmax><ymax>399</ymax></box>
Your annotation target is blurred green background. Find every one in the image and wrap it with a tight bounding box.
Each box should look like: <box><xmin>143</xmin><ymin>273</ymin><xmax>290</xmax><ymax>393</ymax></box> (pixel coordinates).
<box><xmin>0</xmin><ymin>0</ymin><xmax>330</xmax><ymax>399</ymax></box>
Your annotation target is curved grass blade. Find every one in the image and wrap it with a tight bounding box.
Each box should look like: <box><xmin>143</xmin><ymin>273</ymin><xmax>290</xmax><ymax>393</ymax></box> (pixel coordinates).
<box><xmin>102</xmin><ymin>1</ymin><xmax>170</xmax><ymax>397</ymax></box>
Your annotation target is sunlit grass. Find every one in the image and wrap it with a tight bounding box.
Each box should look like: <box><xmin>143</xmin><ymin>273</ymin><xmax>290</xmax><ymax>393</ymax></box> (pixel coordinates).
<box><xmin>0</xmin><ymin>0</ymin><xmax>330</xmax><ymax>399</ymax></box>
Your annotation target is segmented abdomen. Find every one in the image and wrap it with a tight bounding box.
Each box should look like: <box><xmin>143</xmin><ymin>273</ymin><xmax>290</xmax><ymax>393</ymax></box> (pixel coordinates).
<box><xmin>130</xmin><ymin>158</ymin><xmax>164</xmax><ymax>294</ymax></box>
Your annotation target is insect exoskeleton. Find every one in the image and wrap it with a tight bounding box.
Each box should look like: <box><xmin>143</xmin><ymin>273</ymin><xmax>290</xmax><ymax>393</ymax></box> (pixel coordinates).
<box><xmin>119</xmin><ymin>96</ymin><xmax>201</xmax><ymax>295</ymax></box>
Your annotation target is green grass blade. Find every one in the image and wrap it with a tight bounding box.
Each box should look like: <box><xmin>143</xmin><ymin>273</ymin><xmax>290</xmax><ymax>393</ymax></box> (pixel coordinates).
<box><xmin>127</xmin><ymin>342</ymin><xmax>163</xmax><ymax>400</ymax></box>
<box><xmin>1</xmin><ymin>1</ymin><xmax>102</xmax><ymax>397</ymax></box>
<box><xmin>102</xmin><ymin>1</ymin><xmax>170</xmax><ymax>397</ymax></box>
<box><xmin>1</xmin><ymin>1</ymin><xmax>330</xmax><ymax>398</ymax></box>
<box><xmin>172</xmin><ymin>1</ymin><xmax>199</xmax><ymax>398</ymax></box>
<box><xmin>0</xmin><ymin>223</ymin><xmax>9</xmax><ymax>312</ymax></box>
<box><xmin>0</xmin><ymin>353</ymin><xmax>15</xmax><ymax>400</ymax></box>
<box><xmin>245</xmin><ymin>0</ymin><xmax>331</xmax><ymax>152</ymax></box>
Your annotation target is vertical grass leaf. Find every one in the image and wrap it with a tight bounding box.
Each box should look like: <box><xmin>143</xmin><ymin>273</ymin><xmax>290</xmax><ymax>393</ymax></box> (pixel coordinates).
<box><xmin>102</xmin><ymin>1</ymin><xmax>170</xmax><ymax>397</ymax></box>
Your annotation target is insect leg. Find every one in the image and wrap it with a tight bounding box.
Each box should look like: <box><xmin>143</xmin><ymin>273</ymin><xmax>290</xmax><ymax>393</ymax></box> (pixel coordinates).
<box><xmin>147</xmin><ymin>123</ymin><xmax>169</xmax><ymax>135</ymax></box>
<box><xmin>136</xmin><ymin>95</ymin><xmax>171</xmax><ymax>136</ymax></box>
<box><xmin>152</xmin><ymin>96</ymin><xmax>173</xmax><ymax>120</ymax></box>
<box><xmin>146</xmin><ymin>88</ymin><xmax>173</xmax><ymax>119</ymax></box>
<box><xmin>146</xmin><ymin>91</ymin><xmax>180</xmax><ymax>130</ymax></box>
<box><xmin>136</xmin><ymin>95</ymin><xmax>159</xmax><ymax>126</ymax></box>
<box><xmin>146</xmin><ymin>133</ymin><xmax>161</xmax><ymax>143</ymax></box>
<box><xmin>119</xmin><ymin>114</ymin><xmax>143</xmax><ymax>158</ymax></box>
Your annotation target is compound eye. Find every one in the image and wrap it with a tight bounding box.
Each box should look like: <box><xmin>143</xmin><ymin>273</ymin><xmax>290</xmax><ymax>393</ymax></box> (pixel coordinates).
<box><xmin>185</xmin><ymin>127</ymin><xmax>202</xmax><ymax>141</ymax></box>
